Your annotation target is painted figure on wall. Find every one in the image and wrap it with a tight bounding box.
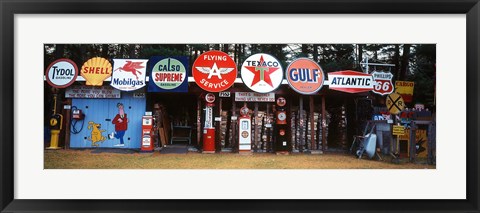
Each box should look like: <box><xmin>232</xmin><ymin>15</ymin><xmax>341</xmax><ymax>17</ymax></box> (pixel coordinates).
<box><xmin>108</xmin><ymin>102</ymin><xmax>128</xmax><ymax>146</ymax></box>
<box><xmin>87</xmin><ymin>121</ymin><xmax>107</xmax><ymax>147</ymax></box>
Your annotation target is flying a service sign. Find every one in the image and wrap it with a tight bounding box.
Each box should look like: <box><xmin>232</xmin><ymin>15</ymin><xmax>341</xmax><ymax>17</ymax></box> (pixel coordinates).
<box><xmin>111</xmin><ymin>59</ymin><xmax>148</xmax><ymax>91</ymax></box>
<box><xmin>327</xmin><ymin>70</ymin><xmax>373</xmax><ymax>93</ymax></box>
<box><xmin>45</xmin><ymin>58</ymin><xmax>78</xmax><ymax>88</ymax></box>
<box><xmin>148</xmin><ymin>56</ymin><xmax>189</xmax><ymax>92</ymax></box>
<box><xmin>193</xmin><ymin>50</ymin><xmax>237</xmax><ymax>92</ymax></box>
<box><xmin>286</xmin><ymin>58</ymin><xmax>325</xmax><ymax>94</ymax></box>
<box><xmin>241</xmin><ymin>53</ymin><xmax>283</xmax><ymax>93</ymax></box>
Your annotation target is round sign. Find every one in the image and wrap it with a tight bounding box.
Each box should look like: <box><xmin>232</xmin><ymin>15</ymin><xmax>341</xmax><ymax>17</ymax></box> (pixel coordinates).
<box><xmin>386</xmin><ymin>92</ymin><xmax>405</xmax><ymax>115</ymax></box>
<box><xmin>277</xmin><ymin>112</ymin><xmax>286</xmax><ymax>121</ymax></box>
<box><xmin>45</xmin><ymin>58</ymin><xmax>78</xmax><ymax>88</ymax></box>
<box><xmin>81</xmin><ymin>57</ymin><xmax>112</xmax><ymax>86</ymax></box>
<box><xmin>286</xmin><ymin>58</ymin><xmax>324</xmax><ymax>94</ymax></box>
<box><xmin>205</xmin><ymin>93</ymin><xmax>216</xmax><ymax>103</ymax></box>
<box><xmin>151</xmin><ymin>58</ymin><xmax>186</xmax><ymax>90</ymax></box>
<box><xmin>241</xmin><ymin>131</ymin><xmax>249</xmax><ymax>138</ymax></box>
<box><xmin>193</xmin><ymin>50</ymin><xmax>237</xmax><ymax>92</ymax></box>
<box><xmin>240</xmin><ymin>106</ymin><xmax>249</xmax><ymax>116</ymax></box>
<box><xmin>241</xmin><ymin>53</ymin><xmax>283</xmax><ymax>93</ymax></box>
<box><xmin>276</xmin><ymin>96</ymin><xmax>286</xmax><ymax>107</ymax></box>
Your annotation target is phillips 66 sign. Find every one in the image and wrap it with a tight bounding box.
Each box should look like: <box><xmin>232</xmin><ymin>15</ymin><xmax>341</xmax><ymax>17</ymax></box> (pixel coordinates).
<box><xmin>371</xmin><ymin>71</ymin><xmax>394</xmax><ymax>95</ymax></box>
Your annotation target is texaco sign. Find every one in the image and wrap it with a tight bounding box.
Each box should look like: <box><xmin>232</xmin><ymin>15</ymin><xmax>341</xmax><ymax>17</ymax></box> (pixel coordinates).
<box><xmin>240</xmin><ymin>53</ymin><xmax>283</xmax><ymax>93</ymax></box>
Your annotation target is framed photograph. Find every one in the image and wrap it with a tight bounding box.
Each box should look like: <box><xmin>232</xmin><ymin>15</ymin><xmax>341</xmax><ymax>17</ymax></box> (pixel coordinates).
<box><xmin>1</xmin><ymin>0</ymin><xmax>478</xmax><ymax>212</ymax></box>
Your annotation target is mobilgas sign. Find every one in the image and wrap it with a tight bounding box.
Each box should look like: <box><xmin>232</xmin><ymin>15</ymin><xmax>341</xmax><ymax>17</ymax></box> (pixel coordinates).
<box><xmin>110</xmin><ymin>59</ymin><xmax>148</xmax><ymax>91</ymax></box>
<box><xmin>286</xmin><ymin>58</ymin><xmax>325</xmax><ymax>95</ymax></box>
<box><xmin>327</xmin><ymin>70</ymin><xmax>373</xmax><ymax>93</ymax></box>
<box><xmin>45</xmin><ymin>58</ymin><xmax>78</xmax><ymax>88</ymax></box>
<box><xmin>148</xmin><ymin>56</ymin><xmax>188</xmax><ymax>93</ymax></box>
<box><xmin>241</xmin><ymin>53</ymin><xmax>283</xmax><ymax>93</ymax></box>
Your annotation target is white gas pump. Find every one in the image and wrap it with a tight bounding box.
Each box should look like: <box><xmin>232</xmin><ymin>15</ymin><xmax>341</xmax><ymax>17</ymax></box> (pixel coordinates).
<box><xmin>238</xmin><ymin>105</ymin><xmax>251</xmax><ymax>152</ymax></box>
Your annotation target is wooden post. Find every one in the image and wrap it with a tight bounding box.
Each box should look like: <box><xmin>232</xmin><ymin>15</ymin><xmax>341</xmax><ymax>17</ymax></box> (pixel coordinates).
<box><xmin>217</xmin><ymin>98</ymin><xmax>222</xmax><ymax>151</ymax></box>
<box><xmin>63</xmin><ymin>98</ymin><xmax>72</xmax><ymax>149</ymax></box>
<box><xmin>309</xmin><ymin>96</ymin><xmax>315</xmax><ymax>150</ymax></box>
<box><xmin>266</xmin><ymin>103</ymin><xmax>271</xmax><ymax>152</ymax></box>
<box><xmin>254</xmin><ymin>102</ymin><xmax>259</xmax><ymax>151</ymax></box>
<box><xmin>409</xmin><ymin>120</ymin><xmax>417</xmax><ymax>162</ymax></box>
<box><xmin>197</xmin><ymin>98</ymin><xmax>201</xmax><ymax>146</ymax></box>
<box><xmin>299</xmin><ymin>96</ymin><xmax>304</xmax><ymax>151</ymax></box>
<box><xmin>231</xmin><ymin>97</ymin><xmax>237</xmax><ymax>150</ymax></box>
<box><xmin>321</xmin><ymin>95</ymin><xmax>326</xmax><ymax>152</ymax></box>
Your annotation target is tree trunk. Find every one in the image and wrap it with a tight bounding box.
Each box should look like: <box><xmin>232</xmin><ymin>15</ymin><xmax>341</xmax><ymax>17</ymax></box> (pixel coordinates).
<box><xmin>357</xmin><ymin>44</ymin><xmax>363</xmax><ymax>67</ymax></box>
<box><xmin>128</xmin><ymin>44</ymin><xmax>136</xmax><ymax>58</ymax></box>
<box><xmin>54</xmin><ymin>44</ymin><xmax>65</xmax><ymax>59</ymax></box>
<box><xmin>400</xmin><ymin>44</ymin><xmax>411</xmax><ymax>80</ymax></box>
<box><xmin>223</xmin><ymin>44</ymin><xmax>229</xmax><ymax>53</ymax></box>
<box><xmin>101</xmin><ymin>44</ymin><xmax>109</xmax><ymax>58</ymax></box>
<box><xmin>313</xmin><ymin>44</ymin><xmax>319</xmax><ymax>62</ymax></box>
<box><xmin>394</xmin><ymin>44</ymin><xmax>400</xmax><ymax>80</ymax></box>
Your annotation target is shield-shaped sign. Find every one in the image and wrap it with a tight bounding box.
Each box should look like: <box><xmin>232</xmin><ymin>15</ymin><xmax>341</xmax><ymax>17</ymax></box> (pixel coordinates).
<box><xmin>371</xmin><ymin>71</ymin><xmax>394</xmax><ymax>95</ymax></box>
<box><xmin>111</xmin><ymin>59</ymin><xmax>148</xmax><ymax>91</ymax></box>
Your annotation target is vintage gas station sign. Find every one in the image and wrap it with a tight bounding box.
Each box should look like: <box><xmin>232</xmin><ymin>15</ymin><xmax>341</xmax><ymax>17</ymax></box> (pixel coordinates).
<box><xmin>65</xmin><ymin>85</ymin><xmax>121</xmax><ymax>98</ymax></box>
<box><xmin>286</xmin><ymin>58</ymin><xmax>325</xmax><ymax>94</ymax></box>
<box><xmin>110</xmin><ymin>59</ymin><xmax>148</xmax><ymax>91</ymax></box>
<box><xmin>241</xmin><ymin>53</ymin><xmax>283</xmax><ymax>93</ymax></box>
<box><xmin>327</xmin><ymin>70</ymin><xmax>373</xmax><ymax>93</ymax></box>
<box><xmin>386</xmin><ymin>92</ymin><xmax>405</xmax><ymax>115</ymax></box>
<box><xmin>395</xmin><ymin>81</ymin><xmax>415</xmax><ymax>103</ymax></box>
<box><xmin>45</xmin><ymin>58</ymin><xmax>78</xmax><ymax>88</ymax></box>
<box><xmin>148</xmin><ymin>56</ymin><xmax>188</xmax><ymax>92</ymax></box>
<box><xmin>193</xmin><ymin>50</ymin><xmax>237</xmax><ymax>92</ymax></box>
<box><xmin>81</xmin><ymin>57</ymin><xmax>112</xmax><ymax>86</ymax></box>
<box><xmin>371</xmin><ymin>71</ymin><xmax>394</xmax><ymax>95</ymax></box>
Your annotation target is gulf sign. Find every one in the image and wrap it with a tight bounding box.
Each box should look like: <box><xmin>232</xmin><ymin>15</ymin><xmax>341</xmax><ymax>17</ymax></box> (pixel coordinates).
<box><xmin>241</xmin><ymin>53</ymin><xmax>283</xmax><ymax>93</ymax></box>
<box><xmin>193</xmin><ymin>50</ymin><xmax>237</xmax><ymax>92</ymax></box>
<box><xmin>327</xmin><ymin>70</ymin><xmax>373</xmax><ymax>93</ymax></box>
<box><xmin>286</xmin><ymin>58</ymin><xmax>325</xmax><ymax>94</ymax></box>
<box><xmin>45</xmin><ymin>58</ymin><xmax>78</xmax><ymax>88</ymax></box>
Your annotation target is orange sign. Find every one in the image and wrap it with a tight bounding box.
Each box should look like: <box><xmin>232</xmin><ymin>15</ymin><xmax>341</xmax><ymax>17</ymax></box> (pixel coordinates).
<box><xmin>286</xmin><ymin>58</ymin><xmax>325</xmax><ymax>94</ymax></box>
<box><xmin>81</xmin><ymin>57</ymin><xmax>112</xmax><ymax>86</ymax></box>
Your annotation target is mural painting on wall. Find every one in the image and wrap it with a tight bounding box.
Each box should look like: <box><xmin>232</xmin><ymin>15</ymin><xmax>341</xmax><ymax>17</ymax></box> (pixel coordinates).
<box><xmin>87</xmin><ymin>121</ymin><xmax>107</xmax><ymax>147</ymax></box>
<box><xmin>108</xmin><ymin>102</ymin><xmax>129</xmax><ymax>147</ymax></box>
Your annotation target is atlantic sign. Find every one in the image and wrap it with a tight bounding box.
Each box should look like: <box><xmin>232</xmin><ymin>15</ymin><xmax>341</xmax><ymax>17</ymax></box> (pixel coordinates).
<box><xmin>45</xmin><ymin>58</ymin><xmax>78</xmax><ymax>88</ymax></box>
<box><xmin>241</xmin><ymin>53</ymin><xmax>283</xmax><ymax>93</ymax></box>
<box><xmin>193</xmin><ymin>50</ymin><xmax>237</xmax><ymax>92</ymax></box>
<box><xmin>110</xmin><ymin>59</ymin><xmax>148</xmax><ymax>91</ymax></box>
<box><xmin>286</xmin><ymin>58</ymin><xmax>325</xmax><ymax>95</ymax></box>
<box><xmin>327</xmin><ymin>70</ymin><xmax>373</xmax><ymax>93</ymax></box>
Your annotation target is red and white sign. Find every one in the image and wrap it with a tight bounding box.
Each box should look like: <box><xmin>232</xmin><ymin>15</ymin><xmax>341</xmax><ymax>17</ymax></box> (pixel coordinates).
<box><xmin>193</xmin><ymin>50</ymin><xmax>237</xmax><ymax>92</ymax></box>
<box><xmin>205</xmin><ymin>93</ymin><xmax>216</xmax><ymax>103</ymax></box>
<box><xmin>45</xmin><ymin>58</ymin><xmax>78</xmax><ymax>88</ymax></box>
<box><xmin>371</xmin><ymin>71</ymin><xmax>394</xmax><ymax>95</ymax></box>
<box><xmin>327</xmin><ymin>70</ymin><xmax>373</xmax><ymax>93</ymax></box>
<box><xmin>241</xmin><ymin>53</ymin><xmax>283</xmax><ymax>93</ymax></box>
<box><xmin>286</xmin><ymin>58</ymin><xmax>325</xmax><ymax>94</ymax></box>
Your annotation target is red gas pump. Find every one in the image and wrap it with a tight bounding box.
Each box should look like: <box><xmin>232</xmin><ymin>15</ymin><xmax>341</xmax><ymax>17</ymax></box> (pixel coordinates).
<box><xmin>238</xmin><ymin>105</ymin><xmax>252</xmax><ymax>153</ymax></box>
<box><xmin>141</xmin><ymin>113</ymin><xmax>154</xmax><ymax>152</ymax></box>
<box><xmin>202</xmin><ymin>93</ymin><xmax>216</xmax><ymax>153</ymax></box>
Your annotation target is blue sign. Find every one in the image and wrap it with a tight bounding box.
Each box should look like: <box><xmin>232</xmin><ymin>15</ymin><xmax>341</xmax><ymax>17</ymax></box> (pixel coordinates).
<box><xmin>148</xmin><ymin>56</ymin><xmax>189</xmax><ymax>92</ymax></box>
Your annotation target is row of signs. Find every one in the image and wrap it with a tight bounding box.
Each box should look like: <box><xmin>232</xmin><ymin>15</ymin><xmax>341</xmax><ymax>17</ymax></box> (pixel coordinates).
<box><xmin>45</xmin><ymin>51</ymin><xmax>411</xmax><ymax>96</ymax></box>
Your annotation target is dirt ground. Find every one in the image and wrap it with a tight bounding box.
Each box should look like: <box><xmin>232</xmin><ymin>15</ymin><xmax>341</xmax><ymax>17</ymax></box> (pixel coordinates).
<box><xmin>44</xmin><ymin>149</ymin><xmax>435</xmax><ymax>169</ymax></box>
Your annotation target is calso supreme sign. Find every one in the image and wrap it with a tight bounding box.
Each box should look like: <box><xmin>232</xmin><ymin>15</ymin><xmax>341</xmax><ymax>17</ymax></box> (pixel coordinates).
<box><xmin>193</xmin><ymin>50</ymin><xmax>237</xmax><ymax>92</ymax></box>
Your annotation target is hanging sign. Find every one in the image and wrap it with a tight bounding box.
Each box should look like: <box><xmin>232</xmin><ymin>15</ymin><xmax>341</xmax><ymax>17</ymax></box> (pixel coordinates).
<box><xmin>148</xmin><ymin>56</ymin><xmax>188</xmax><ymax>92</ymax></box>
<box><xmin>395</xmin><ymin>81</ymin><xmax>415</xmax><ymax>103</ymax></box>
<box><xmin>371</xmin><ymin>71</ymin><xmax>394</xmax><ymax>95</ymax></box>
<box><xmin>241</xmin><ymin>53</ymin><xmax>283</xmax><ymax>93</ymax></box>
<box><xmin>80</xmin><ymin>57</ymin><xmax>112</xmax><ymax>86</ymax></box>
<box><xmin>219</xmin><ymin>91</ymin><xmax>231</xmax><ymax>97</ymax></box>
<box><xmin>193</xmin><ymin>50</ymin><xmax>237</xmax><ymax>92</ymax></box>
<box><xmin>205</xmin><ymin>93</ymin><xmax>216</xmax><ymax>103</ymax></box>
<box><xmin>45</xmin><ymin>58</ymin><xmax>78</xmax><ymax>88</ymax></box>
<box><xmin>286</xmin><ymin>58</ymin><xmax>325</xmax><ymax>94</ymax></box>
<box><xmin>386</xmin><ymin>92</ymin><xmax>405</xmax><ymax>115</ymax></box>
<box><xmin>65</xmin><ymin>85</ymin><xmax>121</xmax><ymax>99</ymax></box>
<box><xmin>327</xmin><ymin>70</ymin><xmax>373</xmax><ymax>93</ymax></box>
<box><xmin>234</xmin><ymin>92</ymin><xmax>275</xmax><ymax>102</ymax></box>
<box><xmin>392</xmin><ymin>125</ymin><xmax>405</xmax><ymax>136</ymax></box>
<box><xmin>110</xmin><ymin>59</ymin><xmax>148</xmax><ymax>91</ymax></box>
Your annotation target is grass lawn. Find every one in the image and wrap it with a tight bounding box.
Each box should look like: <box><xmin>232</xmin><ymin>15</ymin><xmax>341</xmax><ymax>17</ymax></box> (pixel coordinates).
<box><xmin>44</xmin><ymin>149</ymin><xmax>435</xmax><ymax>169</ymax></box>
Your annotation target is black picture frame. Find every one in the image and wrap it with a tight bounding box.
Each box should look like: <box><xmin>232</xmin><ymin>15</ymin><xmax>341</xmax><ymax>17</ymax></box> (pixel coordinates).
<box><xmin>1</xmin><ymin>0</ymin><xmax>478</xmax><ymax>212</ymax></box>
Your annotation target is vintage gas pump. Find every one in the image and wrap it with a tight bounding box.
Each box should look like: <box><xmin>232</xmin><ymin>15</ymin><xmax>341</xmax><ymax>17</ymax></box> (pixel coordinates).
<box><xmin>275</xmin><ymin>96</ymin><xmax>289</xmax><ymax>153</ymax></box>
<box><xmin>238</xmin><ymin>105</ymin><xmax>252</xmax><ymax>153</ymax></box>
<box><xmin>202</xmin><ymin>93</ymin><xmax>216</xmax><ymax>153</ymax></box>
<box><xmin>141</xmin><ymin>112</ymin><xmax>154</xmax><ymax>152</ymax></box>
<box><xmin>47</xmin><ymin>94</ymin><xmax>63</xmax><ymax>150</ymax></box>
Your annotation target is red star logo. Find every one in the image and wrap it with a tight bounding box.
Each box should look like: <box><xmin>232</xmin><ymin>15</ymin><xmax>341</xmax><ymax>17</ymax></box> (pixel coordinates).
<box><xmin>244</xmin><ymin>56</ymin><xmax>279</xmax><ymax>87</ymax></box>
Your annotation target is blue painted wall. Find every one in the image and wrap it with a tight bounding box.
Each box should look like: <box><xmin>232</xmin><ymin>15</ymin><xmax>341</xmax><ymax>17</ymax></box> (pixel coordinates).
<box><xmin>70</xmin><ymin>92</ymin><xmax>146</xmax><ymax>149</ymax></box>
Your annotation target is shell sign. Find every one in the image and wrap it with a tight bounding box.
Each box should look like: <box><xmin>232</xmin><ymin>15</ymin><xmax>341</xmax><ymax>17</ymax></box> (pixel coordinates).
<box><xmin>81</xmin><ymin>57</ymin><xmax>112</xmax><ymax>86</ymax></box>
<box><xmin>286</xmin><ymin>58</ymin><xmax>325</xmax><ymax>95</ymax></box>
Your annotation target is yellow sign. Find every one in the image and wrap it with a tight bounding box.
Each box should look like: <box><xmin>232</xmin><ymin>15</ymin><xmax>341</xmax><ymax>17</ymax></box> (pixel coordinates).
<box><xmin>386</xmin><ymin>92</ymin><xmax>405</xmax><ymax>115</ymax></box>
<box><xmin>395</xmin><ymin>81</ymin><xmax>414</xmax><ymax>102</ymax></box>
<box><xmin>81</xmin><ymin>57</ymin><xmax>112</xmax><ymax>86</ymax></box>
<box><xmin>392</xmin><ymin>125</ymin><xmax>405</xmax><ymax>136</ymax></box>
